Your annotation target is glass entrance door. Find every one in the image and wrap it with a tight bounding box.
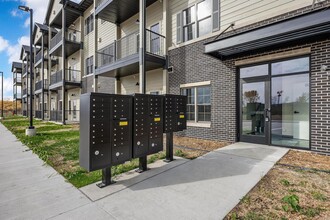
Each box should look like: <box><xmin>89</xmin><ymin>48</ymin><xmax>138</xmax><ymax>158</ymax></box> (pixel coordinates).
<box><xmin>239</xmin><ymin>56</ymin><xmax>310</xmax><ymax>148</ymax></box>
<box><xmin>240</xmin><ymin>79</ymin><xmax>270</xmax><ymax>144</ymax></box>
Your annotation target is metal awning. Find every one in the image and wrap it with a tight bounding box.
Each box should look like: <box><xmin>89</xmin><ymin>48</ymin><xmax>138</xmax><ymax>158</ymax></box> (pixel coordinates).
<box><xmin>205</xmin><ymin>9</ymin><xmax>330</xmax><ymax>58</ymax></box>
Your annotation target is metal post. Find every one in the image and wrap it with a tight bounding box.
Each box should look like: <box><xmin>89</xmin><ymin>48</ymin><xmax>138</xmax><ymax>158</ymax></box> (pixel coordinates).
<box><xmin>41</xmin><ymin>34</ymin><xmax>45</xmax><ymax>120</ymax></box>
<box><xmin>29</xmin><ymin>9</ymin><xmax>34</xmax><ymax>129</ymax></box>
<box><xmin>165</xmin><ymin>132</ymin><xmax>174</xmax><ymax>162</ymax></box>
<box><xmin>137</xmin><ymin>0</ymin><xmax>148</xmax><ymax>173</ymax></box>
<box><xmin>62</xmin><ymin>7</ymin><xmax>66</xmax><ymax>125</ymax></box>
<box><xmin>97</xmin><ymin>167</ymin><xmax>115</xmax><ymax>188</ymax></box>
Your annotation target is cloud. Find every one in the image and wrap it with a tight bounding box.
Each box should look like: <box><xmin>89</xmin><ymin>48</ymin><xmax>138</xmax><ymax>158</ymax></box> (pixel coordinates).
<box><xmin>0</xmin><ymin>36</ymin><xmax>9</xmax><ymax>53</ymax></box>
<box><xmin>6</xmin><ymin>35</ymin><xmax>30</xmax><ymax>64</ymax></box>
<box><xmin>11</xmin><ymin>9</ymin><xmax>23</xmax><ymax>18</ymax></box>
<box><xmin>21</xmin><ymin>0</ymin><xmax>49</xmax><ymax>26</ymax></box>
<box><xmin>0</xmin><ymin>76</ymin><xmax>14</xmax><ymax>100</ymax></box>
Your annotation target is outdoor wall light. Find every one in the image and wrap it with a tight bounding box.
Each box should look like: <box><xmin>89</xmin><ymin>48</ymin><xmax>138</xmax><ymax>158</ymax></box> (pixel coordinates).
<box><xmin>321</xmin><ymin>65</ymin><xmax>328</xmax><ymax>72</ymax></box>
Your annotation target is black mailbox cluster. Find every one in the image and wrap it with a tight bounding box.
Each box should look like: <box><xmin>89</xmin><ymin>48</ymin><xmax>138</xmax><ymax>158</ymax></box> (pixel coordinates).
<box><xmin>80</xmin><ymin>93</ymin><xmax>187</xmax><ymax>172</ymax></box>
<box><xmin>132</xmin><ymin>94</ymin><xmax>164</xmax><ymax>158</ymax></box>
<box><xmin>164</xmin><ymin>94</ymin><xmax>187</xmax><ymax>132</ymax></box>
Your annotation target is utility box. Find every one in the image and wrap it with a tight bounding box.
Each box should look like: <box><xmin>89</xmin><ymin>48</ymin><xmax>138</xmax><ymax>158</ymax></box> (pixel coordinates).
<box><xmin>79</xmin><ymin>93</ymin><xmax>133</xmax><ymax>171</ymax></box>
<box><xmin>132</xmin><ymin>94</ymin><xmax>164</xmax><ymax>158</ymax></box>
<box><xmin>163</xmin><ymin>94</ymin><xmax>187</xmax><ymax>133</ymax></box>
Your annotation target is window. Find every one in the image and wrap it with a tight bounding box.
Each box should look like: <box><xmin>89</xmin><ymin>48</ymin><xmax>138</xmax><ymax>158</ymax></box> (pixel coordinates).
<box><xmin>85</xmin><ymin>56</ymin><xmax>94</xmax><ymax>75</ymax></box>
<box><xmin>181</xmin><ymin>85</ymin><xmax>211</xmax><ymax>122</ymax></box>
<box><xmin>177</xmin><ymin>0</ymin><xmax>219</xmax><ymax>43</ymax></box>
<box><xmin>183</xmin><ymin>6</ymin><xmax>196</xmax><ymax>42</ymax></box>
<box><xmin>85</xmin><ymin>14</ymin><xmax>94</xmax><ymax>35</ymax></box>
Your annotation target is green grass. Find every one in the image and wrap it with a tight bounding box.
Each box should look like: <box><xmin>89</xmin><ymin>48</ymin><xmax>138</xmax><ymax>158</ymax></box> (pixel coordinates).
<box><xmin>1</xmin><ymin>116</ymin><xmax>167</xmax><ymax>188</ymax></box>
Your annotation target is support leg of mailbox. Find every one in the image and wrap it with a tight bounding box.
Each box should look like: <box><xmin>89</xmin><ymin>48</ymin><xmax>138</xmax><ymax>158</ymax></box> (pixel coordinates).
<box><xmin>164</xmin><ymin>132</ymin><xmax>174</xmax><ymax>162</ymax></box>
<box><xmin>97</xmin><ymin>167</ymin><xmax>115</xmax><ymax>188</ymax></box>
<box><xmin>136</xmin><ymin>156</ymin><xmax>148</xmax><ymax>173</ymax></box>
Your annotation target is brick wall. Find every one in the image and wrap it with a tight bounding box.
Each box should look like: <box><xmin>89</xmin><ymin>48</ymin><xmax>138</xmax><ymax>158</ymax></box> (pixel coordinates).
<box><xmin>168</xmin><ymin>3</ymin><xmax>330</xmax><ymax>154</ymax></box>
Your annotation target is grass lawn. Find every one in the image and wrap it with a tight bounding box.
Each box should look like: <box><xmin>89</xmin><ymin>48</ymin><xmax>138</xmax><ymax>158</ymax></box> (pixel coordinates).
<box><xmin>1</xmin><ymin>116</ymin><xmax>166</xmax><ymax>188</ymax></box>
<box><xmin>226</xmin><ymin>150</ymin><xmax>330</xmax><ymax>219</ymax></box>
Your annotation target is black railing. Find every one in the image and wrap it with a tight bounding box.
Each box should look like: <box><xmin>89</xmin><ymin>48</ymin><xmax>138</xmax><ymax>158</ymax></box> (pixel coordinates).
<box><xmin>50</xmin><ymin>110</ymin><xmax>62</xmax><ymax>122</ymax></box>
<box><xmin>35</xmin><ymin>110</ymin><xmax>42</xmax><ymax>119</ymax></box>
<box><xmin>96</xmin><ymin>30</ymin><xmax>165</xmax><ymax>69</ymax></box>
<box><xmin>23</xmin><ymin>110</ymin><xmax>27</xmax><ymax>116</ymax></box>
<box><xmin>35</xmin><ymin>79</ymin><xmax>49</xmax><ymax>91</ymax></box>
<box><xmin>66</xmin><ymin>69</ymin><xmax>81</xmax><ymax>83</ymax></box>
<box><xmin>35</xmin><ymin>50</ymin><xmax>42</xmax><ymax>63</ymax></box>
<box><xmin>50</xmin><ymin>70</ymin><xmax>62</xmax><ymax>85</ymax></box>
<box><xmin>13</xmin><ymin>93</ymin><xmax>22</xmax><ymax>99</ymax></box>
<box><xmin>23</xmin><ymin>88</ymin><xmax>27</xmax><ymax>96</ymax></box>
<box><xmin>14</xmin><ymin>76</ymin><xmax>22</xmax><ymax>84</ymax></box>
<box><xmin>50</xmin><ymin>29</ymin><xmax>81</xmax><ymax>51</ymax></box>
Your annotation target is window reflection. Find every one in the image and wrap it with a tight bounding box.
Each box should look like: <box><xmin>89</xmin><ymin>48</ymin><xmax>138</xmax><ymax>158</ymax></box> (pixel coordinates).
<box><xmin>271</xmin><ymin>74</ymin><xmax>310</xmax><ymax>148</ymax></box>
<box><xmin>271</xmin><ymin>57</ymin><xmax>309</xmax><ymax>75</ymax></box>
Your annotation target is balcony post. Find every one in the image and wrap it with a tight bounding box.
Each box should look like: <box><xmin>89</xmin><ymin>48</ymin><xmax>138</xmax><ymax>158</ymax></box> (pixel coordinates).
<box><xmin>94</xmin><ymin>14</ymin><xmax>98</xmax><ymax>92</ymax></box>
<box><xmin>61</xmin><ymin>7</ymin><xmax>66</xmax><ymax>125</ymax></box>
<box><xmin>41</xmin><ymin>34</ymin><xmax>45</xmax><ymax>120</ymax></box>
<box><xmin>137</xmin><ymin>0</ymin><xmax>147</xmax><ymax>173</ymax></box>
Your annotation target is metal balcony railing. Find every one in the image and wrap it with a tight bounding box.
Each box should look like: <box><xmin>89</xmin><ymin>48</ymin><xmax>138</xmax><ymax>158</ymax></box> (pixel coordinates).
<box><xmin>35</xmin><ymin>79</ymin><xmax>49</xmax><ymax>91</ymax></box>
<box><xmin>35</xmin><ymin>50</ymin><xmax>42</xmax><ymax>63</ymax></box>
<box><xmin>50</xmin><ymin>29</ymin><xmax>81</xmax><ymax>51</ymax></box>
<box><xmin>13</xmin><ymin>93</ymin><xmax>22</xmax><ymax>99</ymax></box>
<box><xmin>35</xmin><ymin>110</ymin><xmax>42</xmax><ymax>119</ymax></box>
<box><xmin>50</xmin><ymin>70</ymin><xmax>62</xmax><ymax>85</ymax></box>
<box><xmin>96</xmin><ymin>29</ymin><xmax>165</xmax><ymax>69</ymax></box>
<box><xmin>14</xmin><ymin>76</ymin><xmax>22</xmax><ymax>84</ymax></box>
<box><xmin>23</xmin><ymin>88</ymin><xmax>27</xmax><ymax>96</ymax></box>
<box><xmin>66</xmin><ymin>69</ymin><xmax>81</xmax><ymax>83</ymax></box>
<box><xmin>50</xmin><ymin>110</ymin><xmax>62</xmax><ymax>122</ymax></box>
<box><xmin>23</xmin><ymin>110</ymin><xmax>27</xmax><ymax>116</ymax></box>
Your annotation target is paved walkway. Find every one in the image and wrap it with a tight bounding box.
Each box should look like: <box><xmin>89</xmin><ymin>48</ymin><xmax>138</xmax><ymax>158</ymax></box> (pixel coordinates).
<box><xmin>0</xmin><ymin>122</ymin><xmax>288</xmax><ymax>220</ymax></box>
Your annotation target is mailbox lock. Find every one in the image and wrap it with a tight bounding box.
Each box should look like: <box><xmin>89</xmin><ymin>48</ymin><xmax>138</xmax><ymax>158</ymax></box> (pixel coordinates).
<box><xmin>137</xmin><ymin>141</ymin><xmax>141</xmax><ymax>145</ymax></box>
<box><xmin>116</xmin><ymin>152</ymin><xmax>120</xmax><ymax>157</ymax></box>
<box><xmin>95</xmin><ymin>150</ymin><xmax>100</xmax><ymax>156</ymax></box>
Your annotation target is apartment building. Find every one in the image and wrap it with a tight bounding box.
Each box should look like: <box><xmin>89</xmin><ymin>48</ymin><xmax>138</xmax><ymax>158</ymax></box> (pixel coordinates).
<box><xmin>20</xmin><ymin>45</ymin><xmax>34</xmax><ymax>117</ymax></box>
<box><xmin>12</xmin><ymin>62</ymin><xmax>23</xmax><ymax>114</ymax></box>
<box><xmin>12</xmin><ymin>0</ymin><xmax>330</xmax><ymax>155</ymax></box>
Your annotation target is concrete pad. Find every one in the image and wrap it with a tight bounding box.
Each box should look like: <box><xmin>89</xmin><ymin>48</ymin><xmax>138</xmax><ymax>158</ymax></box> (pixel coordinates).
<box><xmin>95</xmin><ymin>144</ymin><xmax>288</xmax><ymax>220</ymax></box>
<box><xmin>49</xmin><ymin>203</ymin><xmax>116</xmax><ymax>220</ymax></box>
<box><xmin>80</xmin><ymin>157</ymin><xmax>189</xmax><ymax>201</ymax></box>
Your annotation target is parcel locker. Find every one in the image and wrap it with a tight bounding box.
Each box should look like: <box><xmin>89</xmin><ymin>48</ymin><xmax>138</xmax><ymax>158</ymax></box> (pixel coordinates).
<box><xmin>132</xmin><ymin>94</ymin><xmax>164</xmax><ymax>158</ymax></box>
<box><xmin>163</xmin><ymin>94</ymin><xmax>187</xmax><ymax>133</ymax></box>
<box><xmin>79</xmin><ymin>93</ymin><xmax>133</xmax><ymax>171</ymax></box>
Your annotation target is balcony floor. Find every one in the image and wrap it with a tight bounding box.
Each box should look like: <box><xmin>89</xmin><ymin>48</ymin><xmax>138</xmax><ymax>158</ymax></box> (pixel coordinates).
<box><xmin>95</xmin><ymin>53</ymin><xmax>166</xmax><ymax>78</ymax></box>
<box><xmin>49</xmin><ymin>41</ymin><xmax>81</xmax><ymax>57</ymax></box>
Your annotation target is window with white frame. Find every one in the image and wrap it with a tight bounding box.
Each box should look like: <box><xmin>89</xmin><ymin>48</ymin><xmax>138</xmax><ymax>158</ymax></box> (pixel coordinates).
<box><xmin>177</xmin><ymin>0</ymin><xmax>219</xmax><ymax>44</ymax></box>
<box><xmin>181</xmin><ymin>85</ymin><xmax>211</xmax><ymax>122</ymax></box>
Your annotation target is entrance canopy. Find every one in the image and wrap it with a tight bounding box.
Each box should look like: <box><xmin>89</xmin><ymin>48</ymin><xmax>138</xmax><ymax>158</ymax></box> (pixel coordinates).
<box><xmin>204</xmin><ymin>9</ymin><xmax>330</xmax><ymax>58</ymax></box>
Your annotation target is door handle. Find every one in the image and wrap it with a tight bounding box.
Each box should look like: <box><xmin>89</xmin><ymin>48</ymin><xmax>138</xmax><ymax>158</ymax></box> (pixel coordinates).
<box><xmin>294</xmin><ymin>111</ymin><xmax>300</xmax><ymax>114</ymax></box>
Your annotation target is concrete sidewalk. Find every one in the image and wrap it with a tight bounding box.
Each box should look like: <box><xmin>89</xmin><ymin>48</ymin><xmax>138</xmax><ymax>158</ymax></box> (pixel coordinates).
<box><xmin>0</xmin><ymin>122</ymin><xmax>288</xmax><ymax>219</ymax></box>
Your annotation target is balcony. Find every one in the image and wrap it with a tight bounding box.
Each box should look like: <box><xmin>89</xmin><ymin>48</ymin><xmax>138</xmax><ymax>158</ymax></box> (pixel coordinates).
<box><xmin>23</xmin><ymin>110</ymin><xmax>27</xmax><ymax>117</ymax></box>
<box><xmin>13</xmin><ymin>93</ymin><xmax>22</xmax><ymax>100</ymax></box>
<box><xmin>96</xmin><ymin>0</ymin><xmax>158</xmax><ymax>24</ymax></box>
<box><xmin>35</xmin><ymin>79</ymin><xmax>49</xmax><ymax>94</ymax></box>
<box><xmin>35</xmin><ymin>110</ymin><xmax>42</xmax><ymax>119</ymax></box>
<box><xmin>96</xmin><ymin>29</ymin><xmax>166</xmax><ymax>78</ymax></box>
<box><xmin>49</xmin><ymin>29</ymin><xmax>82</xmax><ymax>57</ymax></box>
<box><xmin>13</xmin><ymin>76</ymin><xmax>22</xmax><ymax>84</ymax></box>
<box><xmin>22</xmin><ymin>88</ymin><xmax>27</xmax><ymax>97</ymax></box>
<box><xmin>49</xmin><ymin>69</ymin><xmax>81</xmax><ymax>90</ymax></box>
<box><xmin>49</xmin><ymin>110</ymin><xmax>80</xmax><ymax>123</ymax></box>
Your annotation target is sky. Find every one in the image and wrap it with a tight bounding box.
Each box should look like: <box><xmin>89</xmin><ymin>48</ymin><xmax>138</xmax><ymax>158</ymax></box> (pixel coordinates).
<box><xmin>0</xmin><ymin>0</ymin><xmax>49</xmax><ymax>100</ymax></box>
